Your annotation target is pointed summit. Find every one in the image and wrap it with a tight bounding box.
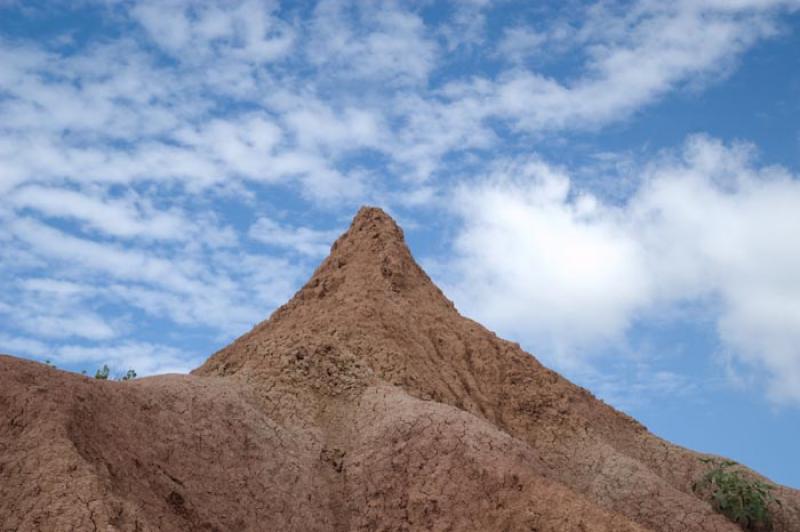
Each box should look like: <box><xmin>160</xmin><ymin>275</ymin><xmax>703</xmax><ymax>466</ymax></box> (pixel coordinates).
<box><xmin>194</xmin><ymin>205</ymin><xmax>456</xmax><ymax>379</ymax></box>
<box><xmin>341</xmin><ymin>206</ymin><xmax>407</xmax><ymax>245</ymax></box>
<box><xmin>327</xmin><ymin>206</ymin><xmax>409</xmax><ymax>266</ymax></box>
<box><xmin>303</xmin><ymin>206</ymin><xmax>435</xmax><ymax>300</ymax></box>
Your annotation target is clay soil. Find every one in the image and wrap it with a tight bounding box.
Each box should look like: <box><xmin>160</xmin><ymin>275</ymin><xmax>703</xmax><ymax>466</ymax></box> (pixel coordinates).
<box><xmin>2</xmin><ymin>207</ymin><xmax>798</xmax><ymax>531</ymax></box>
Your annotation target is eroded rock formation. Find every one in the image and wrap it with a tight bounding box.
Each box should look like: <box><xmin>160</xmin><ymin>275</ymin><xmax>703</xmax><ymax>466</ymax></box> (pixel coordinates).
<box><xmin>2</xmin><ymin>207</ymin><xmax>798</xmax><ymax>531</ymax></box>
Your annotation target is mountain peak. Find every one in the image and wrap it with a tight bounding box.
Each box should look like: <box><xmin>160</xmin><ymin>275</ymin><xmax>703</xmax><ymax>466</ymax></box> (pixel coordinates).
<box><xmin>303</xmin><ymin>205</ymin><xmax>431</xmax><ymax>299</ymax></box>
<box><xmin>326</xmin><ymin>206</ymin><xmax>409</xmax><ymax>268</ymax></box>
<box><xmin>194</xmin><ymin>206</ymin><xmax>456</xmax><ymax>379</ymax></box>
<box><xmin>347</xmin><ymin>206</ymin><xmax>405</xmax><ymax>242</ymax></box>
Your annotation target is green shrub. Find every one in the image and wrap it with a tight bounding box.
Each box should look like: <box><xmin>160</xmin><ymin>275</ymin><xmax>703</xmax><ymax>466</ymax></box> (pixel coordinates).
<box><xmin>93</xmin><ymin>365</ymin><xmax>137</xmax><ymax>381</ymax></box>
<box><xmin>94</xmin><ymin>364</ymin><xmax>110</xmax><ymax>380</ymax></box>
<box><xmin>693</xmin><ymin>458</ymin><xmax>780</xmax><ymax>530</ymax></box>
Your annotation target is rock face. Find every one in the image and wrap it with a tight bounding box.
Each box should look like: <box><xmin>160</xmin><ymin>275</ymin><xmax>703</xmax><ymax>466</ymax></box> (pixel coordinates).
<box><xmin>1</xmin><ymin>206</ymin><xmax>798</xmax><ymax>531</ymax></box>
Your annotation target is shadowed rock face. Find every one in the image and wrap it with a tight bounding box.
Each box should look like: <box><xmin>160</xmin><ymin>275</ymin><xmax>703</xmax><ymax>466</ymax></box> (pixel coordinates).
<box><xmin>1</xmin><ymin>207</ymin><xmax>798</xmax><ymax>531</ymax></box>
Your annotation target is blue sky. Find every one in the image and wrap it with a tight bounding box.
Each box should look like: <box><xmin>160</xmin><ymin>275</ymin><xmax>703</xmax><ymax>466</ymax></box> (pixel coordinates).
<box><xmin>1</xmin><ymin>0</ymin><xmax>799</xmax><ymax>487</ymax></box>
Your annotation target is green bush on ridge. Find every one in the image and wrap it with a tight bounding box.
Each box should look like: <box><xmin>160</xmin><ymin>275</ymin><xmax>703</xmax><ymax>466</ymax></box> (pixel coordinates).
<box><xmin>693</xmin><ymin>458</ymin><xmax>780</xmax><ymax>531</ymax></box>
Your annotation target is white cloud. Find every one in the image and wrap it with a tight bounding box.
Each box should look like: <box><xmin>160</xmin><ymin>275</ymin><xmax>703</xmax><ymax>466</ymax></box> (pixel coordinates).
<box><xmin>249</xmin><ymin>216</ymin><xmax>339</xmax><ymax>257</ymax></box>
<box><xmin>447</xmin><ymin>135</ymin><xmax>800</xmax><ymax>404</ymax></box>
<box><xmin>435</xmin><ymin>0</ymin><xmax>795</xmax><ymax>134</ymax></box>
<box><xmin>0</xmin><ymin>296</ymin><xmax>116</xmax><ymax>341</ymax></box>
<box><xmin>55</xmin><ymin>341</ymin><xmax>197</xmax><ymax>375</ymax></box>
<box><xmin>2</xmin><ymin>215</ymin><xmax>303</xmax><ymax>337</ymax></box>
<box><xmin>0</xmin><ymin>333</ymin><xmax>198</xmax><ymax>375</ymax></box>
<box><xmin>172</xmin><ymin>114</ymin><xmax>283</xmax><ymax>180</ymax></box>
<box><xmin>21</xmin><ymin>278</ymin><xmax>90</xmax><ymax>296</ymax></box>
<box><xmin>447</xmin><ymin>159</ymin><xmax>651</xmax><ymax>367</ymax></box>
<box><xmin>0</xmin><ymin>274</ymin><xmax>117</xmax><ymax>342</ymax></box>
<box><xmin>131</xmin><ymin>0</ymin><xmax>294</xmax><ymax>63</ymax></box>
<box><xmin>9</xmin><ymin>217</ymin><xmax>201</xmax><ymax>292</ymax></box>
<box><xmin>280</xmin><ymin>101</ymin><xmax>385</xmax><ymax>153</ymax></box>
<box><xmin>2</xmin><ymin>0</ymin><xmax>795</xmax><ymax>198</ymax></box>
<box><xmin>437</xmin><ymin>0</ymin><xmax>489</xmax><ymax>51</ymax></box>
<box><xmin>307</xmin><ymin>0</ymin><xmax>437</xmax><ymax>86</ymax></box>
<box><xmin>496</xmin><ymin>27</ymin><xmax>546</xmax><ymax>64</ymax></box>
<box><xmin>10</xmin><ymin>186</ymin><xmax>189</xmax><ymax>241</ymax></box>
<box><xmin>27</xmin><ymin>314</ymin><xmax>116</xmax><ymax>341</ymax></box>
<box><xmin>0</xmin><ymin>334</ymin><xmax>50</xmax><ymax>358</ymax></box>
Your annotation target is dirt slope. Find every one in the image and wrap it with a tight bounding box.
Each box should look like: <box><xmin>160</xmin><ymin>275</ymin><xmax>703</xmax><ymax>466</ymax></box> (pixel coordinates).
<box><xmin>2</xmin><ymin>206</ymin><xmax>798</xmax><ymax>531</ymax></box>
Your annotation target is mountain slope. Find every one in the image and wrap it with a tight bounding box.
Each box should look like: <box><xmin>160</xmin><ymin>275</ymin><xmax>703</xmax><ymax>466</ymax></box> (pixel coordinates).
<box><xmin>2</xmin><ymin>207</ymin><xmax>797</xmax><ymax>531</ymax></box>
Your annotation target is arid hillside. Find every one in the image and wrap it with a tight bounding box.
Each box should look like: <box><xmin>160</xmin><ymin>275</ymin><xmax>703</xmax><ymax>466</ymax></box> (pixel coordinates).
<box><xmin>2</xmin><ymin>207</ymin><xmax>798</xmax><ymax>531</ymax></box>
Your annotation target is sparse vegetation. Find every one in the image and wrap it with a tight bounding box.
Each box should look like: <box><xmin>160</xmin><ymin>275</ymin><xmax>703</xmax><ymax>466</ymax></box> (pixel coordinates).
<box><xmin>693</xmin><ymin>458</ymin><xmax>780</xmax><ymax>530</ymax></box>
<box><xmin>94</xmin><ymin>364</ymin><xmax>110</xmax><ymax>380</ymax></box>
<box><xmin>42</xmin><ymin>360</ymin><xmax>137</xmax><ymax>381</ymax></box>
<box><xmin>93</xmin><ymin>365</ymin><xmax>138</xmax><ymax>381</ymax></box>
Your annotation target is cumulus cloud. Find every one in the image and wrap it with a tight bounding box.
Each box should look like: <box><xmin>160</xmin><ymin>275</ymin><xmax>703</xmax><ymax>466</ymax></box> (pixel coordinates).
<box><xmin>448</xmin><ymin>159</ymin><xmax>649</xmax><ymax>355</ymax></box>
<box><xmin>446</xmin><ymin>135</ymin><xmax>800</xmax><ymax>404</ymax></box>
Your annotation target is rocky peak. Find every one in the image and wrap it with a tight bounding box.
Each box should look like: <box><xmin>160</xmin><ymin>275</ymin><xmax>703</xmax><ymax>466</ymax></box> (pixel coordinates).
<box><xmin>296</xmin><ymin>206</ymin><xmax>435</xmax><ymax>300</ymax></box>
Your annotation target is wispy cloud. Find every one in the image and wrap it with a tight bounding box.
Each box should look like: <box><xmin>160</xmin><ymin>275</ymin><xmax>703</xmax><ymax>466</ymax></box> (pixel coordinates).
<box><xmin>10</xmin><ymin>186</ymin><xmax>190</xmax><ymax>241</ymax></box>
<box><xmin>249</xmin><ymin>216</ymin><xmax>339</xmax><ymax>257</ymax></box>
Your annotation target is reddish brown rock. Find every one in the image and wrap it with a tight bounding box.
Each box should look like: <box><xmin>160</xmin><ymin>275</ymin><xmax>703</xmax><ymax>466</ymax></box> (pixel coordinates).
<box><xmin>2</xmin><ymin>207</ymin><xmax>798</xmax><ymax>531</ymax></box>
